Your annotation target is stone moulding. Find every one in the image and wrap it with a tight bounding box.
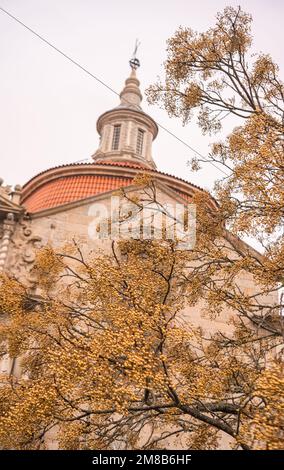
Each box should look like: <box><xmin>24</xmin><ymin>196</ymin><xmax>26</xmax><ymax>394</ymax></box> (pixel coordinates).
<box><xmin>6</xmin><ymin>217</ymin><xmax>42</xmax><ymax>287</ymax></box>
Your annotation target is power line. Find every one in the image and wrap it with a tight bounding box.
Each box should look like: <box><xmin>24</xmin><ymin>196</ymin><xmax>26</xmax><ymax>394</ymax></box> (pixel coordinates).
<box><xmin>0</xmin><ymin>6</ymin><xmax>119</xmax><ymax>97</ymax></box>
<box><xmin>0</xmin><ymin>5</ymin><xmax>230</xmax><ymax>177</ymax></box>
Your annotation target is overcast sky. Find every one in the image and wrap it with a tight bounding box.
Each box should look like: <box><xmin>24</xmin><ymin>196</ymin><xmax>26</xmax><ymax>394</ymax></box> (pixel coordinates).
<box><xmin>0</xmin><ymin>0</ymin><xmax>283</xmax><ymax>192</ymax></box>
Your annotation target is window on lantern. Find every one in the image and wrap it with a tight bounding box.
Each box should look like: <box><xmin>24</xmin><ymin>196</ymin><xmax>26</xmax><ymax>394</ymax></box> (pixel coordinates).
<box><xmin>112</xmin><ymin>125</ymin><xmax>121</xmax><ymax>150</ymax></box>
<box><xmin>136</xmin><ymin>129</ymin><xmax>145</xmax><ymax>156</ymax></box>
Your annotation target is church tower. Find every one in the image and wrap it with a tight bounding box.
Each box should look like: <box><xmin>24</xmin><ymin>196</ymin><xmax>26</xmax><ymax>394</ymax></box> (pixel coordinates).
<box><xmin>93</xmin><ymin>61</ymin><xmax>158</xmax><ymax>169</ymax></box>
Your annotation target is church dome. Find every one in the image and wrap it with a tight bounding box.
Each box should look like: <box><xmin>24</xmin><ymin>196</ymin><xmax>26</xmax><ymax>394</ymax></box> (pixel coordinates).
<box><xmin>20</xmin><ymin>63</ymin><xmax>217</xmax><ymax>214</ymax></box>
<box><xmin>21</xmin><ymin>160</ymin><xmax>213</xmax><ymax>214</ymax></box>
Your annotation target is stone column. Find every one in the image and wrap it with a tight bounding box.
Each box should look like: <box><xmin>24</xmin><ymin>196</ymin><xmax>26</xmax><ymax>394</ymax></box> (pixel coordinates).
<box><xmin>0</xmin><ymin>213</ymin><xmax>15</xmax><ymax>272</ymax></box>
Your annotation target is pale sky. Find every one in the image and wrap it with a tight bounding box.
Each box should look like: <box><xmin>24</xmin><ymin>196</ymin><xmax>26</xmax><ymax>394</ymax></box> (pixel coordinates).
<box><xmin>0</xmin><ymin>0</ymin><xmax>283</xmax><ymax>192</ymax></box>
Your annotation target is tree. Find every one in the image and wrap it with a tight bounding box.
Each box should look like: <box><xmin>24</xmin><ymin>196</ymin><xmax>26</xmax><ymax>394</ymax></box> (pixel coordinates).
<box><xmin>0</xmin><ymin>224</ymin><xmax>282</xmax><ymax>450</ymax></box>
<box><xmin>147</xmin><ymin>6</ymin><xmax>284</xmax><ymax>247</ymax></box>
<box><xmin>146</xmin><ymin>6</ymin><xmax>284</xmax><ymax>449</ymax></box>
<box><xmin>0</xmin><ymin>6</ymin><xmax>283</xmax><ymax>450</ymax></box>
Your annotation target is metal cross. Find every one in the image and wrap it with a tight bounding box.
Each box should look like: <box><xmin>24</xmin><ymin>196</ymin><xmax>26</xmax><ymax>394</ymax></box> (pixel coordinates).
<box><xmin>129</xmin><ymin>39</ymin><xmax>141</xmax><ymax>70</ymax></box>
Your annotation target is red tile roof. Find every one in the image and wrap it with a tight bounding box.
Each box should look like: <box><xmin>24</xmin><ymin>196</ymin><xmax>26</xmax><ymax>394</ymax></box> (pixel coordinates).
<box><xmin>22</xmin><ymin>161</ymin><xmax>205</xmax><ymax>193</ymax></box>
<box><xmin>23</xmin><ymin>175</ymin><xmax>131</xmax><ymax>213</ymax></box>
<box><xmin>21</xmin><ymin>161</ymin><xmax>215</xmax><ymax>213</ymax></box>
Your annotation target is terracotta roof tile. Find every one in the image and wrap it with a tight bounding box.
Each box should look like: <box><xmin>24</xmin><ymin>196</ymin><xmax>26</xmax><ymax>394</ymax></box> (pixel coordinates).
<box><xmin>23</xmin><ymin>175</ymin><xmax>131</xmax><ymax>213</ymax></box>
<box><xmin>21</xmin><ymin>161</ymin><xmax>214</xmax><ymax>214</ymax></box>
<box><xmin>22</xmin><ymin>161</ymin><xmax>206</xmax><ymax>193</ymax></box>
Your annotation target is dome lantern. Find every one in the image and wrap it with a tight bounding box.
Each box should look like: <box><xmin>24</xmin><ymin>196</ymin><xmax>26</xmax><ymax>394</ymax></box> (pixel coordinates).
<box><xmin>92</xmin><ymin>56</ymin><xmax>158</xmax><ymax>169</ymax></box>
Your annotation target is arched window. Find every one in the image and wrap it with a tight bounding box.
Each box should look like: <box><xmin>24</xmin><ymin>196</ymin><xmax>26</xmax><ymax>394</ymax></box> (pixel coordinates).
<box><xmin>112</xmin><ymin>125</ymin><xmax>121</xmax><ymax>150</ymax></box>
<box><xmin>136</xmin><ymin>128</ymin><xmax>145</xmax><ymax>156</ymax></box>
